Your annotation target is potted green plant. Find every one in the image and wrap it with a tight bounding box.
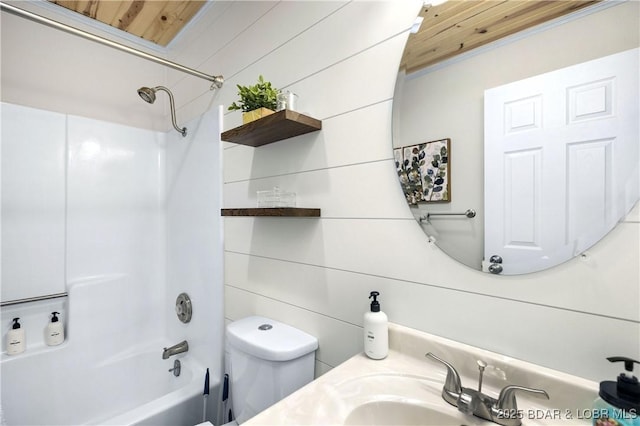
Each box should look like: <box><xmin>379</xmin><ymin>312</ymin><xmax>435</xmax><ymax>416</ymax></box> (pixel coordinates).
<box><xmin>228</xmin><ymin>75</ymin><xmax>279</xmax><ymax>124</ymax></box>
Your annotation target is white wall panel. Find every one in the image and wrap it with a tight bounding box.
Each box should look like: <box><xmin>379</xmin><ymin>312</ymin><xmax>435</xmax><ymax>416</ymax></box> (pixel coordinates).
<box><xmin>165</xmin><ymin>108</ymin><xmax>224</xmax><ymax>373</ymax></box>
<box><xmin>227</xmin><ymin>33</ymin><xmax>408</xmax><ymax>128</ymax></box>
<box><xmin>224</xmin><ymin>217</ymin><xmax>639</xmax><ymax>324</ymax></box>
<box><xmin>1</xmin><ymin>103</ymin><xmax>66</xmax><ymax>302</ymax></box>
<box><xmin>170</xmin><ymin>1</ymin><xmax>336</xmax><ymax>86</ymax></box>
<box><xmin>1</xmin><ymin>103</ymin><xmax>170</xmax><ymax>356</ymax></box>
<box><xmin>224</xmin><ymin>160</ymin><xmax>413</xmax><ymax>219</ymax></box>
<box><xmin>167</xmin><ymin>1</ymin><xmax>244</xmax><ymax>71</ymax></box>
<box><xmin>214</xmin><ymin>33</ymin><xmax>408</xmax><ymax>132</ymax></box>
<box><xmin>384</xmin><ymin>276</ymin><xmax>640</xmax><ymax>380</ymax></box>
<box><xmin>225</xmin><ymin>250</ymin><xmax>639</xmax><ymax>379</ymax></box>
<box><xmin>225</xmin><ymin>285</ymin><xmax>362</xmax><ymax>369</ymax></box>
<box><xmin>171</xmin><ymin>1</ymin><xmax>345</xmax><ymax>118</ymax></box>
<box><xmin>225</xmin><ymin>252</ymin><xmax>368</xmax><ymax>327</ymax></box>
<box><xmin>0</xmin><ymin>11</ymin><xmax>167</xmax><ymax>132</ymax></box>
<box><xmin>169</xmin><ymin>1</ymin><xmax>282</xmax><ymax>114</ymax></box>
<box><xmin>223</xmin><ymin>101</ymin><xmax>394</xmax><ymax>183</ymax></box>
<box><xmin>66</xmin><ymin>115</ymin><xmax>165</xmax><ymax>285</ymax></box>
<box><xmin>175</xmin><ymin>1</ymin><xmax>417</xmax><ymax>128</ymax></box>
<box><xmin>220</xmin><ymin>1</ymin><xmax>415</xmax><ymax>94</ymax></box>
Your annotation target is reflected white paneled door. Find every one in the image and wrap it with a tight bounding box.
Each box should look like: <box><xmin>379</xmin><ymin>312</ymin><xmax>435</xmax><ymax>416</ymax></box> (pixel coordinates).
<box><xmin>484</xmin><ymin>48</ymin><xmax>639</xmax><ymax>275</ymax></box>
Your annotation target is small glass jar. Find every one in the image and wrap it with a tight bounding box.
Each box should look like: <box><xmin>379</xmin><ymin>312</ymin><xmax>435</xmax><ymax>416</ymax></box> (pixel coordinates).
<box><xmin>276</xmin><ymin>90</ymin><xmax>298</xmax><ymax>111</ymax></box>
<box><xmin>257</xmin><ymin>186</ymin><xmax>296</xmax><ymax>208</ymax></box>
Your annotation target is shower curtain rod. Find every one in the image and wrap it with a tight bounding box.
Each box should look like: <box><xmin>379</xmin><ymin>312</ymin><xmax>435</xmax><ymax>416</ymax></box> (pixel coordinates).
<box><xmin>0</xmin><ymin>2</ymin><xmax>224</xmax><ymax>90</ymax></box>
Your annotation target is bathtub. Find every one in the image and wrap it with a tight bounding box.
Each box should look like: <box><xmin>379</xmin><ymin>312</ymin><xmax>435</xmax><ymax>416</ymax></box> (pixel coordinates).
<box><xmin>1</xmin><ymin>342</ymin><xmax>217</xmax><ymax>426</ymax></box>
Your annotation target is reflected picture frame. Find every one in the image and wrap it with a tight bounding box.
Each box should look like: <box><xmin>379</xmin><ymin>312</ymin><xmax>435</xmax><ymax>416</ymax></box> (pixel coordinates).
<box><xmin>394</xmin><ymin>138</ymin><xmax>450</xmax><ymax>205</ymax></box>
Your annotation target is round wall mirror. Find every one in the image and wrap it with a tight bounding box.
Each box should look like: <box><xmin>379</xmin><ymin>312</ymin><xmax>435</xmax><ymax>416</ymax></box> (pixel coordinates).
<box><xmin>392</xmin><ymin>1</ymin><xmax>639</xmax><ymax>275</ymax></box>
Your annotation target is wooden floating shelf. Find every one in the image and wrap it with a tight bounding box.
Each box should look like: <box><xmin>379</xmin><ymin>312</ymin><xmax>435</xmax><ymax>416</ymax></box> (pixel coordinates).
<box><xmin>221</xmin><ymin>110</ymin><xmax>322</xmax><ymax>147</ymax></box>
<box><xmin>221</xmin><ymin>208</ymin><xmax>321</xmax><ymax>217</ymax></box>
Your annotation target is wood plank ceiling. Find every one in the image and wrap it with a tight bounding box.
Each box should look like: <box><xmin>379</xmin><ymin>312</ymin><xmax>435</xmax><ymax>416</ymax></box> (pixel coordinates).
<box><xmin>48</xmin><ymin>1</ymin><xmax>600</xmax><ymax>66</ymax></box>
<box><xmin>401</xmin><ymin>0</ymin><xmax>601</xmax><ymax>74</ymax></box>
<box><xmin>48</xmin><ymin>0</ymin><xmax>206</xmax><ymax>46</ymax></box>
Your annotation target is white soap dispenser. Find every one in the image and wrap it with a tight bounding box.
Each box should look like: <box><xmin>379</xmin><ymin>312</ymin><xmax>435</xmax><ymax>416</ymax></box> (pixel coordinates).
<box><xmin>46</xmin><ymin>312</ymin><xmax>64</xmax><ymax>346</ymax></box>
<box><xmin>7</xmin><ymin>317</ymin><xmax>25</xmax><ymax>355</ymax></box>
<box><xmin>363</xmin><ymin>291</ymin><xmax>388</xmax><ymax>360</ymax></box>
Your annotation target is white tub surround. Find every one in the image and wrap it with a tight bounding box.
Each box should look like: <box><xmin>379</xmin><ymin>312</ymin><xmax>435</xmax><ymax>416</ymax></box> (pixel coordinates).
<box><xmin>245</xmin><ymin>323</ymin><xmax>599</xmax><ymax>425</ymax></box>
<box><xmin>1</xmin><ymin>103</ymin><xmax>223</xmax><ymax>426</ymax></box>
<box><xmin>1</xmin><ymin>276</ymin><xmax>212</xmax><ymax>425</ymax></box>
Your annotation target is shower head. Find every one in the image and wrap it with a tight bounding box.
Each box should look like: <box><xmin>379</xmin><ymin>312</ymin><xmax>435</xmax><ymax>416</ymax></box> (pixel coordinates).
<box><xmin>136</xmin><ymin>85</ymin><xmax>187</xmax><ymax>137</ymax></box>
<box><xmin>137</xmin><ymin>87</ymin><xmax>156</xmax><ymax>104</ymax></box>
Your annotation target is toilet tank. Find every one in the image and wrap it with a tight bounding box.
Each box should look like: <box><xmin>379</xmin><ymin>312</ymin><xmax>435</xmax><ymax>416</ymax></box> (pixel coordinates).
<box><xmin>226</xmin><ymin>316</ymin><xmax>318</xmax><ymax>424</ymax></box>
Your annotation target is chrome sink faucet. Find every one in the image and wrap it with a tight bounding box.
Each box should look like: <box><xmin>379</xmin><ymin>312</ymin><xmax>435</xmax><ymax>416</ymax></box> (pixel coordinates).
<box><xmin>425</xmin><ymin>352</ymin><xmax>549</xmax><ymax>426</ymax></box>
<box><xmin>162</xmin><ymin>340</ymin><xmax>189</xmax><ymax>359</ymax></box>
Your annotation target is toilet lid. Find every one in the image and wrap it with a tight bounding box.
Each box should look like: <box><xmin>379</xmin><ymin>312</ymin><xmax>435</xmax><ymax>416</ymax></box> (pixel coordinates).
<box><xmin>226</xmin><ymin>316</ymin><xmax>318</xmax><ymax>361</ymax></box>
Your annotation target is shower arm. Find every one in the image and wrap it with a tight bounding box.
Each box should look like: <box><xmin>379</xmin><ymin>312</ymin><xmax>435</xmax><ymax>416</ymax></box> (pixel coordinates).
<box><xmin>154</xmin><ymin>86</ymin><xmax>187</xmax><ymax>137</ymax></box>
<box><xmin>0</xmin><ymin>1</ymin><xmax>224</xmax><ymax>90</ymax></box>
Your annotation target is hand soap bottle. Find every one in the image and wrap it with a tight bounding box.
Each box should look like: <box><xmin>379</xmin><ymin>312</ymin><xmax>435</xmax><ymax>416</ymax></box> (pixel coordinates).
<box><xmin>363</xmin><ymin>291</ymin><xmax>388</xmax><ymax>360</ymax></box>
<box><xmin>46</xmin><ymin>312</ymin><xmax>65</xmax><ymax>346</ymax></box>
<box><xmin>7</xmin><ymin>317</ymin><xmax>25</xmax><ymax>355</ymax></box>
<box><xmin>593</xmin><ymin>356</ymin><xmax>640</xmax><ymax>426</ymax></box>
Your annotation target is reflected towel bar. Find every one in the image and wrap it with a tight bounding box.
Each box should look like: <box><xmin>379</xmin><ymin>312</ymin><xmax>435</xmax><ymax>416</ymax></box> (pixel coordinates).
<box><xmin>419</xmin><ymin>209</ymin><xmax>476</xmax><ymax>222</ymax></box>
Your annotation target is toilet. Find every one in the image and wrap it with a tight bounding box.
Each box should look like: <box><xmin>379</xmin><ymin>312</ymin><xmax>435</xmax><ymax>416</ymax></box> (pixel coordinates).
<box><xmin>223</xmin><ymin>316</ymin><xmax>318</xmax><ymax>425</ymax></box>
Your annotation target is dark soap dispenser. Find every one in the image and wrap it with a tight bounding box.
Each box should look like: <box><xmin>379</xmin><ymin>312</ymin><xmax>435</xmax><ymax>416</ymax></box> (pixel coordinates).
<box><xmin>593</xmin><ymin>356</ymin><xmax>640</xmax><ymax>426</ymax></box>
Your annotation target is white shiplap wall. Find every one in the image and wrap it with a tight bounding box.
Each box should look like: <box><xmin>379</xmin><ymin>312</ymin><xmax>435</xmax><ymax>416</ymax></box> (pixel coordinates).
<box><xmin>2</xmin><ymin>0</ymin><xmax>636</xmax><ymax>391</ymax></box>
<box><xmin>172</xmin><ymin>0</ymin><xmax>639</xmax><ymax>382</ymax></box>
<box><xmin>170</xmin><ymin>0</ymin><xmax>423</xmax><ymax>377</ymax></box>
<box><xmin>0</xmin><ymin>1</ymin><xmax>168</xmax><ymax>132</ymax></box>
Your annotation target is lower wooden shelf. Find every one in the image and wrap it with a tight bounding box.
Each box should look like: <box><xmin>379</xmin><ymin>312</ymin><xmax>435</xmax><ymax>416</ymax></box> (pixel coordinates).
<box><xmin>221</xmin><ymin>207</ymin><xmax>321</xmax><ymax>217</ymax></box>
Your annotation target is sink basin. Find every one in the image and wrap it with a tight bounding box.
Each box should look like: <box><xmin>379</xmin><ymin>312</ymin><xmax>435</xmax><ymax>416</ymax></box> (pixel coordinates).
<box><xmin>327</xmin><ymin>373</ymin><xmax>490</xmax><ymax>426</ymax></box>
<box><xmin>344</xmin><ymin>400</ymin><xmax>462</xmax><ymax>426</ymax></box>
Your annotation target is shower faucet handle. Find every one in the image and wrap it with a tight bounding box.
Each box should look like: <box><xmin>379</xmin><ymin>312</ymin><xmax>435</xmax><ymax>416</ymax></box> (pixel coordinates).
<box><xmin>168</xmin><ymin>359</ymin><xmax>181</xmax><ymax>377</ymax></box>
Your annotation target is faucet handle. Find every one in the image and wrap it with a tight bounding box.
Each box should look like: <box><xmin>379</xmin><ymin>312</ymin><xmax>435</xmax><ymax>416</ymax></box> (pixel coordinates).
<box><xmin>425</xmin><ymin>352</ymin><xmax>463</xmax><ymax>405</ymax></box>
<box><xmin>425</xmin><ymin>353</ymin><xmax>462</xmax><ymax>393</ymax></box>
<box><xmin>496</xmin><ymin>385</ymin><xmax>550</xmax><ymax>411</ymax></box>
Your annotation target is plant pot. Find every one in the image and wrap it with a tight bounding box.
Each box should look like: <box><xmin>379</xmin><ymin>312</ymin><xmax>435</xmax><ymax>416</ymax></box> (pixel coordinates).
<box><xmin>242</xmin><ymin>107</ymin><xmax>275</xmax><ymax>124</ymax></box>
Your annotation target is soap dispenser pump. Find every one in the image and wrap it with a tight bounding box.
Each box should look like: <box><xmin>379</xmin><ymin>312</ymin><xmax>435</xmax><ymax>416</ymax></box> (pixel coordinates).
<box><xmin>7</xmin><ymin>317</ymin><xmax>25</xmax><ymax>355</ymax></box>
<box><xmin>593</xmin><ymin>356</ymin><xmax>640</xmax><ymax>426</ymax></box>
<box><xmin>363</xmin><ymin>291</ymin><xmax>388</xmax><ymax>360</ymax></box>
<box><xmin>46</xmin><ymin>312</ymin><xmax>65</xmax><ymax>346</ymax></box>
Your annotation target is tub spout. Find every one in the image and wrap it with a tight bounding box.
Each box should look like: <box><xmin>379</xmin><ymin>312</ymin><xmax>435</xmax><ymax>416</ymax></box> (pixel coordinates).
<box><xmin>162</xmin><ymin>340</ymin><xmax>188</xmax><ymax>359</ymax></box>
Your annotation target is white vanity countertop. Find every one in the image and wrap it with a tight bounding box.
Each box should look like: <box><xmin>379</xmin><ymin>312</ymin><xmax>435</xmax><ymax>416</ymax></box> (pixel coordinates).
<box><xmin>245</xmin><ymin>323</ymin><xmax>599</xmax><ymax>426</ymax></box>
